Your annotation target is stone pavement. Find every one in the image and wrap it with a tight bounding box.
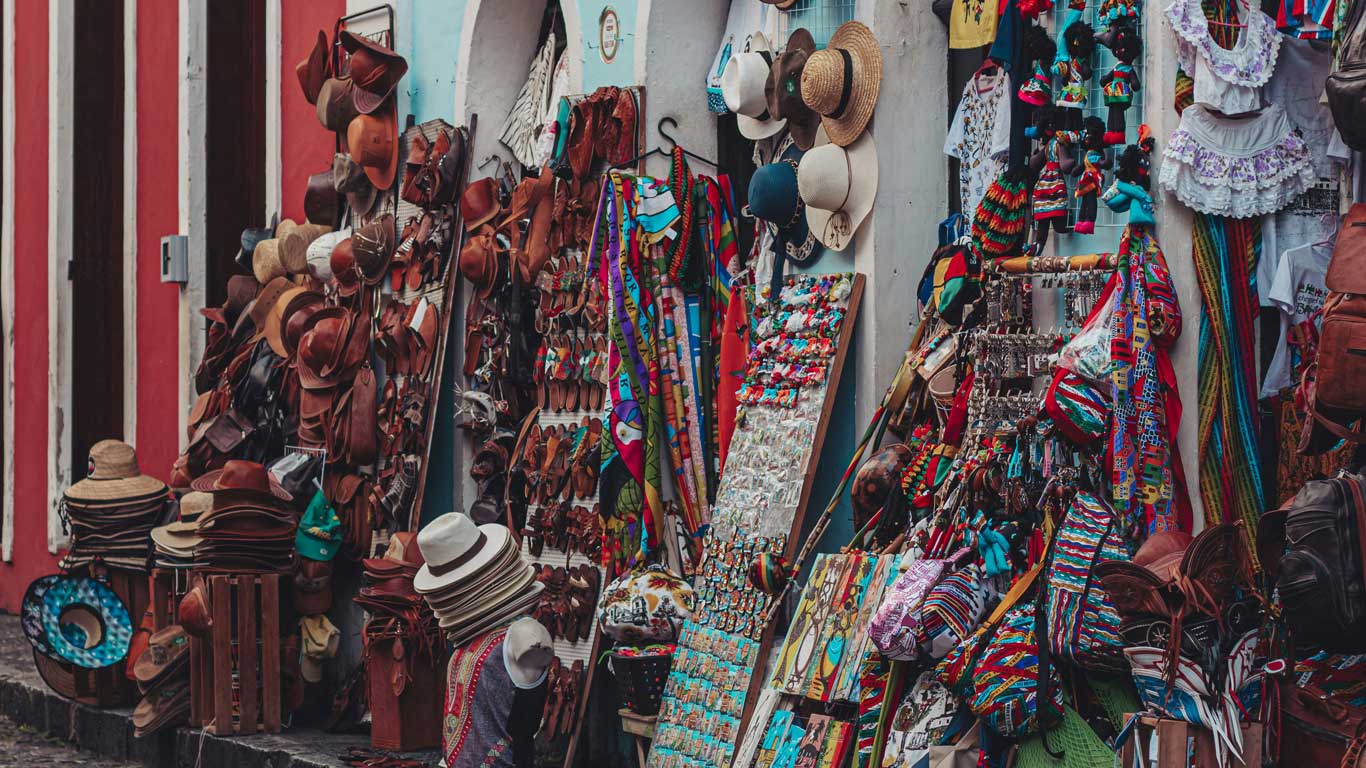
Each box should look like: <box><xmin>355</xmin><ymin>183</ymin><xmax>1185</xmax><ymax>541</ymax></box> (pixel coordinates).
<box><xmin>0</xmin><ymin>712</ymin><xmax>137</xmax><ymax>767</ymax></box>
<box><xmin>0</xmin><ymin>614</ymin><xmax>439</xmax><ymax>767</ymax></box>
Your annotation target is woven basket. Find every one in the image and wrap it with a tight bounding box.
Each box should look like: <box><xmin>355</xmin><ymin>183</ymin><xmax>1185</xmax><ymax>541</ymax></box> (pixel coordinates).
<box><xmin>611</xmin><ymin>651</ymin><xmax>673</xmax><ymax>715</ymax></box>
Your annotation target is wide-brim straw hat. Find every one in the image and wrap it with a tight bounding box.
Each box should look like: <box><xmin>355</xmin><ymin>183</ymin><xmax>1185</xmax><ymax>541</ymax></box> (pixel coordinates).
<box><xmin>798</xmin><ymin>130</ymin><xmax>878</xmax><ymax>252</ymax></box>
<box><xmin>252</xmin><ymin>237</ymin><xmax>286</xmax><ymax>284</ymax></box>
<box><xmin>800</xmin><ymin>21</ymin><xmax>882</xmax><ymax>147</ymax></box>
<box><xmin>66</xmin><ymin>440</ymin><xmax>167</xmax><ymax>503</ymax></box>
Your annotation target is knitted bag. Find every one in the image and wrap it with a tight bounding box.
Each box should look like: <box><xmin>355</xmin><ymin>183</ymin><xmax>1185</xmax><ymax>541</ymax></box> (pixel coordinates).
<box><xmin>870</xmin><ymin>549</ymin><xmax>973</xmax><ymax>661</ymax></box>
<box><xmin>917</xmin><ymin>563</ymin><xmax>988</xmax><ymax>660</ymax></box>
<box><xmin>1043</xmin><ymin>491</ymin><xmax>1130</xmax><ymax>673</ymax></box>
<box><xmin>939</xmin><ymin>606</ymin><xmax>1065</xmax><ymax>739</ymax></box>
<box><xmin>1043</xmin><ymin>369</ymin><xmax>1109</xmax><ymax>446</ymax></box>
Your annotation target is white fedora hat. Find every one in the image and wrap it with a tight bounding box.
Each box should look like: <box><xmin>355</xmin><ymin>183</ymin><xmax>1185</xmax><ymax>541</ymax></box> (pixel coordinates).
<box><xmin>413</xmin><ymin>513</ymin><xmax>512</xmax><ymax>594</ymax></box>
<box><xmin>720</xmin><ymin>32</ymin><xmax>786</xmax><ymax>141</ymax></box>
<box><xmin>798</xmin><ymin>131</ymin><xmax>877</xmax><ymax>252</ymax></box>
<box><xmin>503</xmin><ymin>617</ymin><xmax>554</xmax><ymax>689</ymax></box>
<box><xmin>306</xmin><ymin>227</ymin><xmax>350</xmax><ymax>282</ymax></box>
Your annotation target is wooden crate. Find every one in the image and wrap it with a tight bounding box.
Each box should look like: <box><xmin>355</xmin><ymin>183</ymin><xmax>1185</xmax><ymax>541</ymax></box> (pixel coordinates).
<box><xmin>367</xmin><ymin>633</ymin><xmax>444</xmax><ymax>751</ymax></box>
<box><xmin>188</xmin><ymin>573</ymin><xmax>282</xmax><ymax>735</ymax></box>
<box><xmin>71</xmin><ymin>566</ymin><xmax>150</xmax><ymax>707</ymax></box>
<box><xmin>148</xmin><ymin>568</ymin><xmax>190</xmax><ymax>631</ymax></box>
<box><xmin>1118</xmin><ymin>715</ymin><xmax>1262</xmax><ymax>768</ymax></box>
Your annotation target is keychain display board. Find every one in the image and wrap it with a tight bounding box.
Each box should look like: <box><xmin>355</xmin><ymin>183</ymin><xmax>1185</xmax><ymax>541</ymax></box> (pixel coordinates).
<box><xmin>647</xmin><ymin>273</ymin><xmax>865</xmax><ymax>768</ymax></box>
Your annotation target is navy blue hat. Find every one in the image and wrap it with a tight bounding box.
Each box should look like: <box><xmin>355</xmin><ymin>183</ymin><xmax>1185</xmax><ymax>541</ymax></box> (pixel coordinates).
<box><xmin>748</xmin><ymin>144</ymin><xmax>822</xmax><ymax>266</ymax></box>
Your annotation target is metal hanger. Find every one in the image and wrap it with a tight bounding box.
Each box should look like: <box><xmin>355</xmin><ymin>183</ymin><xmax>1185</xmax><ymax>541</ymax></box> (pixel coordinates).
<box><xmin>613</xmin><ymin>117</ymin><xmax>720</xmax><ymax>170</ymax></box>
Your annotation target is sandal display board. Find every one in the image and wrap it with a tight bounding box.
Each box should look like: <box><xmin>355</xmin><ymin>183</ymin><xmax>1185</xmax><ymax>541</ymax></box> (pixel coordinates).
<box><xmin>646</xmin><ymin>272</ymin><xmax>865</xmax><ymax>768</ymax></box>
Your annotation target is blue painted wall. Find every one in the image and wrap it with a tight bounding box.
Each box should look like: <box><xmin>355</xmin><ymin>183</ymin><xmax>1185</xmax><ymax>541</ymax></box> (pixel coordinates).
<box><xmin>398</xmin><ymin>0</ymin><xmax>465</xmax><ymax>124</ymax></box>
<box><xmin>579</xmin><ymin>0</ymin><xmax>638</xmax><ymax>89</ymax></box>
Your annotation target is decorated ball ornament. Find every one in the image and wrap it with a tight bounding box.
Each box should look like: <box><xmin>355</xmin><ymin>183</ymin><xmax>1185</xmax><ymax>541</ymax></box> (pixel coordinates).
<box><xmin>851</xmin><ymin>443</ymin><xmax>914</xmax><ymax>531</ymax></box>
<box><xmin>748</xmin><ymin>552</ymin><xmax>791</xmax><ymax>596</ymax></box>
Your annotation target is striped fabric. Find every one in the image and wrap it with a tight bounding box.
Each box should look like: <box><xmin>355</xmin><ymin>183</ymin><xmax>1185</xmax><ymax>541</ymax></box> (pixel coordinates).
<box><xmin>968</xmin><ymin>609</ymin><xmax>1065</xmax><ymax>738</ymax></box>
<box><xmin>1045</xmin><ymin>369</ymin><xmax>1109</xmax><ymax>445</ymax></box>
<box><xmin>918</xmin><ymin>563</ymin><xmax>986</xmax><ymax>659</ymax></box>
<box><xmin>855</xmin><ymin>653</ymin><xmax>892</xmax><ymax>768</ymax></box>
<box><xmin>1045</xmin><ymin>491</ymin><xmax>1129</xmax><ymax>673</ymax></box>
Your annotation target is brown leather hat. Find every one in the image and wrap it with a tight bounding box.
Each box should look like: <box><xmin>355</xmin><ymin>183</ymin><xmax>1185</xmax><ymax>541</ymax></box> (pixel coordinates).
<box><xmin>347</xmin><ymin>102</ymin><xmax>398</xmax><ymax>190</ymax></box>
<box><xmin>461</xmin><ymin>177</ymin><xmax>501</xmax><ymax>231</ymax></box>
<box><xmin>316</xmin><ymin>77</ymin><xmax>359</xmax><ymax>132</ymax></box>
<box><xmin>329</xmin><ymin>237</ymin><xmax>360</xmax><ymax>296</ymax></box>
<box><xmin>295</xmin><ymin>558</ymin><xmax>334</xmax><ymax>616</ymax></box>
<box><xmin>339</xmin><ymin>30</ymin><xmax>408</xmax><ymax>115</ymax></box>
<box><xmin>459</xmin><ymin>228</ymin><xmax>499</xmax><ymax>299</ymax></box>
<box><xmin>280</xmin><ymin>290</ymin><xmax>326</xmax><ymax>357</ymax></box>
<box><xmin>304</xmin><ymin>168</ymin><xmax>339</xmax><ymax>227</ymax></box>
<box><xmin>767</xmin><ymin>29</ymin><xmax>820</xmax><ymax>151</ymax></box>
<box><xmin>1133</xmin><ymin>530</ymin><xmax>1194</xmax><ymax>582</ymax></box>
<box><xmin>178</xmin><ymin>578</ymin><xmax>213</xmax><ymax>638</ymax></box>
<box><xmin>191</xmin><ymin>460</ymin><xmax>293</xmax><ymax>501</ymax></box>
<box><xmin>296</xmin><ymin>29</ymin><xmax>331</xmax><ymax>106</ymax></box>
<box><xmin>297</xmin><ymin>307</ymin><xmax>348</xmax><ymax>390</ymax></box>
<box><xmin>352</xmin><ymin>214</ymin><xmax>395</xmax><ymax>285</ymax></box>
<box><xmin>332</xmin><ymin>152</ymin><xmax>377</xmax><ymax>218</ymax></box>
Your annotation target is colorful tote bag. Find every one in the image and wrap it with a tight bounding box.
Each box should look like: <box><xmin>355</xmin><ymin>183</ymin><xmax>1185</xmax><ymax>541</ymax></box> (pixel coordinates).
<box><xmin>870</xmin><ymin>549</ymin><xmax>972</xmax><ymax>661</ymax></box>
<box><xmin>598</xmin><ymin>563</ymin><xmax>696</xmax><ymax>643</ymax></box>
<box><xmin>917</xmin><ymin>563</ymin><xmax>988</xmax><ymax>660</ymax></box>
<box><xmin>1044</xmin><ymin>491</ymin><xmax>1130</xmax><ymax>673</ymax></box>
<box><xmin>938</xmin><ymin>606</ymin><xmax>1064</xmax><ymax>739</ymax></box>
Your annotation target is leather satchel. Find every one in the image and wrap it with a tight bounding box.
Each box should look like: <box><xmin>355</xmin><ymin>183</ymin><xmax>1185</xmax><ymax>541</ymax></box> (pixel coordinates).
<box><xmin>1329</xmin><ymin>0</ymin><xmax>1366</xmax><ymax>151</ymax></box>
<box><xmin>349</xmin><ymin>364</ymin><xmax>378</xmax><ymax>466</ymax></box>
<box><xmin>1280</xmin><ymin>679</ymin><xmax>1366</xmax><ymax>767</ymax></box>
<box><xmin>1303</xmin><ymin>206</ymin><xmax>1366</xmax><ymax>446</ymax></box>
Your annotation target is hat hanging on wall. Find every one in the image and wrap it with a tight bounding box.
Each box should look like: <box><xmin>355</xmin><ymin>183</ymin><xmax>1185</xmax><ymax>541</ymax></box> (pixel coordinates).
<box><xmin>339</xmin><ymin>30</ymin><xmax>408</xmax><ymax>115</ymax></box>
<box><xmin>767</xmin><ymin>28</ymin><xmax>820</xmax><ymax>151</ymax></box>
<box><xmin>296</xmin><ymin>30</ymin><xmax>331</xmax><ymax>106</ymax></box>
<box><xmin>747</xmin><ymin>143</ymin><xmax>821</xmax><ymax>266</ymax></box>
<box><xmin>760</xmin><ymin>0</ymin><xmax>799</xmax><ymax>8</ymax></box>
<box><xmin>347</xmin><ymin>101</ymin><xmax>399</xmax><ymax>190</ymax></box>
<box><xmin>720</xmin><ymin>32</ymin><xmax>787</xmax><ymax>140</ymax></box>
<box><xmin>317</xmin><ymin>77</ymin><xmax>360</xmax><ymax>133</ymax></box>
<box><xmin>798</xmin><ymin>131</ymin><xmax>878</xmax><ymax>251</ymax></box>
<box><xmin>800</xmin><ymin>20</ymin><xmax>883</xmax><ymax>147</ymax></box>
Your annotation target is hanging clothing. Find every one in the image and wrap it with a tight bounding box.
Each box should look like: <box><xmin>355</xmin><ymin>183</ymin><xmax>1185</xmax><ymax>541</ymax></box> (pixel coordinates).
<box><xmin>499</xmin><ymin>34</ymin><xmax>557</xmax><ymax>168</ymax></box>
<box><xmin>1159</xmin><ymin>103</ymin><xmax>1314</xmax><ymax>219</ymax></box>
<box><xmin>1166</xmin><ymin>0</ymin><xmax>1282</xmax><ymax>113</ymax></box>
<box><xmin>950</xmin><ymin>0</ymin><xmax>1000</xmax><ymax>49</ymax></box>
<box><xmin>945</xmin><ymin>69</ymin><xmax>1013</xmax><ymax>224</ymax></box>
<box><xmin>443</xmin><ymin>630</ymin><xmax>546</xmax><ymax>768</ymax></box>
<box><xmin>1261</xmin><ymin>241</ymin><xmax>1332</xmax><ymax>397</ymax></box>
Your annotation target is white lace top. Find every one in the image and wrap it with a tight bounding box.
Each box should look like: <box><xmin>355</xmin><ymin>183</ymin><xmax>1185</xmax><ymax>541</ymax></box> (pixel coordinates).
<box><xmin>1165</xmin><ymin>0</ymin><xmax>1281</xmax><ymax>114</ymax></box>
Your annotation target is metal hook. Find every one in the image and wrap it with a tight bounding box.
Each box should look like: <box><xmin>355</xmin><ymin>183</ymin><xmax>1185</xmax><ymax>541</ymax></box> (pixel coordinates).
<box><xmin>657</xmin><ymin>117</ymin><xmax>681</xmax><ymax>153</ymax></box>
<box><xmin>477</xmin><ymin>153</ymin><xmax>504</xmax><ymax>172</ymax></box>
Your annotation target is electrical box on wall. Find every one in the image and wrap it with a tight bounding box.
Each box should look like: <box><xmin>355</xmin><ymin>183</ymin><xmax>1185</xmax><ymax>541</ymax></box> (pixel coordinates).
<box><xmin>160</xmin><ymin>234</ymin><xmax>188</xmax><ymax>283</ymax></box>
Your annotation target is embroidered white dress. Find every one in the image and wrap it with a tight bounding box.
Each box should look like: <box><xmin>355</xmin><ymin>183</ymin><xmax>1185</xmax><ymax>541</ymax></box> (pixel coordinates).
<box><xmin>1165</xmin><ymin>0</ymin><xmax>1281</xmax><ymax>114</ymax></box>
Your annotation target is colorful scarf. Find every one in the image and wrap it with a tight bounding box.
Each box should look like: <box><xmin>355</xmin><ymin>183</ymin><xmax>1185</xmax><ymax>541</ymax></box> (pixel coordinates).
<box><xmin>1192</xmin><ymin>213</ymin><xmax>1264</xmax><ymax>561</ymax></box>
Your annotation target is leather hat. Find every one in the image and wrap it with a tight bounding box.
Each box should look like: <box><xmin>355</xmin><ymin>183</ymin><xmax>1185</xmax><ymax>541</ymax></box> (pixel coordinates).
<box><xmin>304</xmin><ymin>169</ymin><xmax>339</xmax><ymax>227</ymax></box>
<box><xmin>1133</xmin><ymin>530</ymin><xmax>1194</xmax><ymax>582</ymax></box>
<box><xmin>264</xmin><ymin>285</ymin><xmax>307</xmax><ymax>357</ymax></box>
<box><xmin>294</xmin><ymin>558</ymin><xmax>334</xmax><ymax>616</ymax></box>
<box><xmin>280</xmin><ymin>289</ymin><xmax>326</xmax><ymax>357</ymax></box>
<box><xmin>352</xmin><ymin>214</ymin><xmax>395</xmax><ymax>285</ymax></box>
<box><xmin>329</xmin><ymin>237</ymin><xmax>361</xmax><ymax>296</ymax></box>
<box><xmin>767</xmin><ymin>29</ymin><xmax>820</xmax><ymax>151</ymax></box>
<box><xmin>347</xmin><ymin>101</ymin><xmax>399</xmax><ymax>190</ymax></box>
<box><xmin>461</xmin><ymin>177</ymin><xmax>501</xmax><ymax>231</ymax></box>
<box><xmin>339</xmin><ymin>30</ymin><xmax>407</xmax><ymax>114</ymax></box>
<box><xmin>459</xmin><ymin>228</ymin><xmax>499</xmax><ymax>299</ymax></box>
<box><xmin>133</xmin><ymin>625</ymin><xmax>190</xmax><ymax>685</ymax></box>
<box><xmin>178</xmin><ymin>578</ymin><xmax>213</xmax><ymax>638</ymax></box>
<box><xmin>437</xmin><ymin>128</ymin><xmax>468</xmax><ymax>205</ymax></box>
<box><xmin>316</xmin><ymin>77</ymin><xmax>359</xmax><ymax>132</ymax></box>
<box><xmin>332</xmin><ymin>152</ymin><xmax>377</xmax><ymax>218</ymax></box>
<box><xmin>297</xmin><ymin>306</ymin><xmax>348</xmax><ymax>389</ymax></box>
<box><xmin>296</xmin><ymin>29</ymin><xmax>330</xmax><ymax>106</ymax></box>
<box><xmin>247</xmin><ymin>277</ymin><xmax>296</xmax><ymax>343</ymax></box>
<box><xmin>191</xmin><ymin>460</ymin><xmax>293</xmax><ymax>501</ymax></box>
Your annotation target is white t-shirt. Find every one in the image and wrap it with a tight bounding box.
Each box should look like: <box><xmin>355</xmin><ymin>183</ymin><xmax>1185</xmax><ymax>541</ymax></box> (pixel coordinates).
<box><xmin>945</xmin><ymin>70</ymin><xmax>1012</xmax><ymax>227</ymax></box>
<box><xmin>1261</xmin><ymin>241</ymin><xmax>1332</xmax><ymax>398</ymax></box>
<box><xmin>1258</xmin><ymin>38</ymin><xmax>1347</xmax><ymax>304</ymax></box>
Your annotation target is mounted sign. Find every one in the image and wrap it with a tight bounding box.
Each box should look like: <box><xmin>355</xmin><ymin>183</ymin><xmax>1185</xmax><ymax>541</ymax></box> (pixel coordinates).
<box><xmin>599</xmin><ymin>7</ymin><xmax>621</xmax><ymax>63</ymax></box>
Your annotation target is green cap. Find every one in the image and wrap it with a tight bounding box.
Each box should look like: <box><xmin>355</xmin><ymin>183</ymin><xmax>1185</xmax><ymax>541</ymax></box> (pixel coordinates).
<box><xmin>295</xmin><ymin>488</ymin><xmax>342</xmax><ymax>562</ymax></box>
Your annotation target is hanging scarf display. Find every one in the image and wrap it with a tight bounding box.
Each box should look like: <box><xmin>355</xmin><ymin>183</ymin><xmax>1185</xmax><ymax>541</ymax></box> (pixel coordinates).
<box><xmin>1191</xmin><ymin>213</ymin><xmax>1264</xmax><ymax>560</ymax></box>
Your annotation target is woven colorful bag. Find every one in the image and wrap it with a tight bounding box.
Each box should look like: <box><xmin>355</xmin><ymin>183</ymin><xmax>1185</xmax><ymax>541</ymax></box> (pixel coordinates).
<box><xmin>1043</xmin><ymin>369</ymin><xmax>1109</xmax><ymax>446</ymax></box>
<box><xmin>1044</xmin><ymin>491</ymin><xmax>1130</xmax><ymax>673</ymax></box>
<box><xmin>938</xmin><ymin>606</ymin><xmax>1064</xmax><ymax>739</ymax></box>
<box><xmin>917</xmin><ymin>563</ymin><xmax>987</xmax><ymax>660</ymax></box>
<box><xmin>870</xmin><ymin>549</ymin><xmax>973</xmax><ymax>661</ymax></box>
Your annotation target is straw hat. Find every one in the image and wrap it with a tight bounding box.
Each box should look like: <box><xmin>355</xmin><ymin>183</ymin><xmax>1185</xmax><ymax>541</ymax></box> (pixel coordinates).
<box><xmin>178</xmin><ymin>491</ymin><xmax>212</xmax><ymax>522</ymax></box>
<box><xmin>65</xmin><ymin>440</ymin><xmax>167</xmax><ymax>502</ymax></box>
<box><xmin>800</xmin><ymin>21</ymin><xmax>882</xmax><ymax>147</ymax></box>
<box><xmin>413</xmin><ymin>513</ymin><xmax>512</xmax><ymax>594</ymax></box>
<box><xmin>277</xmin><ymin>219</ymin><xmax>332</xmax><ymax>275</ymax></box>
<box><xmin>798</xmin><ymin>131</ymin><xmax>878</xmax><ymax>251</ymax></box>
<box><xmin>252</xmin><ymin>237</ymin><xmax>286</xmax><ymax>284</ymax></box>
<box><xmin>720</xmin><ymin>32</ymin><xmax>786</xmax><ymax>140</ymax></box>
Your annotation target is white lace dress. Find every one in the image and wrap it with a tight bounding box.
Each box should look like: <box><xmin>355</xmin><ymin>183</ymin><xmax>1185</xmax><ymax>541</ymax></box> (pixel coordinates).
<box><xmin>1158</xmin><ymin>103</ymin><xmax>1314</xmax><ymax>218</ymax></box>
<box><xmin>1165</xmin><ymin>0</ymin><xmax>1281</xmax><ymax>114</ymax></box>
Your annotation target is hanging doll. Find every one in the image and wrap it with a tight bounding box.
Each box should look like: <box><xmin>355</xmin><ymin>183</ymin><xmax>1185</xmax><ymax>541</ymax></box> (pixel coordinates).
<box><xmin>1098</xmin><ymin>19</ymin><xmax>1143</xmax><ymax>145</ymax></box>
<box><xmin>1018</xmin><ymin>25</ymin><xmax>1056</xmax><ymax>108</ymax></box>
<box><xmin>1072</xmin><ymin>117</ymin><xmax>1111</xmax><ymax>235</ymax></box>
<box><xmin>1103</xmin><ymin>126</ymin><xmax>1155</xmax><ymax>228</ymax></box>
<box><xmin>1029</xmin><ymin>105</ymin><xmax>1077</xmax><ymax>252</ymax></box>
<box><xmin>1053</xmin><ymin>18</ymin><xmax>1096</xmax><ymax>111</ymax></box>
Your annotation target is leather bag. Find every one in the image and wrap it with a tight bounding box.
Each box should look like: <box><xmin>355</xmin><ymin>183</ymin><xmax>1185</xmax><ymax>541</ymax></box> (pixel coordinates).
<box><xmin>1329</xmin><ymin>0</ymin><xmax>1366</xmax><ymax>151</ymax></box>
<box><xmin>1279</xmin><ymin>678</ymin><xmax>1366</xmax><ymax>767</ymax></box>
<box><xmin>349</xmin><ymin>365</ymin><xmax>378</xmax><ymax>466</ymax></box>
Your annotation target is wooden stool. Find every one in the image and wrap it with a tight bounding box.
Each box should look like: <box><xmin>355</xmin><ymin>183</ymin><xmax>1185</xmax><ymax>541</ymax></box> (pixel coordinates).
<box><xmin>1119</xmin><ymin>714</ymin><xmax>1262</xmax><ymax>768</ymax></box>
<box><xmin>618</xmin><ymin>708</ymin><xmax>657</xmax><ymax>768</ymax></box>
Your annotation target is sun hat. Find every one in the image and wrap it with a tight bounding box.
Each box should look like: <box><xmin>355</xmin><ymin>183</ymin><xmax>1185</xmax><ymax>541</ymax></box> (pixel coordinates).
<box><xmin>800</xmin><ymin>20</ymin><xmax>883</xmax><ymax>147</ymax></box>
<box><xmin>347</xmin><ymin>102</ymin><xmax>399</xmax><ymax>190</ymax></box>
<box><xmin>459</xmin><ymin>228</ymin><xmax>499</xmax><ymax>299</ymax></box>
<box><xmin>413</xmin><ymin>513</ymin><xmax>512</xmax><ymax>594</ymax></box>
<box><xmin>503</xmin><ymin>617</ymin><xmax>554</xmax><ymax>688</ymax></box>
<box><xmin>747</xmin><ymin>143</ymin><xmax>821</xmax><ymax>266</ymax></box>
<box><xmin>300</xmin><ymin>614</ymin><xmax>340</xmax><ymax>683</ymax></box>
<box><xmin>26</xmin><ymin>575</ymin><xmax>133</xmax><ymax>669</ymax></box>
<box><xmin>306</xmin><ymin>228</ymin><xmax>348</xmax><ymax>282</ymax></box>
<box><xmin>445</xmin><ymin>583</ymin><xmax>545</xmax><ymax>646</ymax></box>
<box><xmin>65</xmin><ymin>440</ymin><xmax>167</xmax><ymax>503</ymax></box>
<box><xmin>304</xmin><ymin>170</ymin><xmax>339</xmax><ymax>228</ymax></box>
<box><xmin>352</xmin><ymin>214</ymin><xmax>396</xmax><ymax>285</ymax></box>
<box><xmin>767</xmin><ymin>29</ymin><xmax>820</xmax><ymax>151</ymax></box>
<box><xmin>798</xmin><ymin>130</ymin><xmax>878</xmax><ymax>251</ymax></box>
<box><xmin>190</xmin><ymin>459</ymin><xmax>293</xmax><ymax>501</ymax></box>
<box><xmin>720</xmin><ymin>32</ymin><xmax>786</xmax><ymax>140</ymax></box>
<box><xmin>133</xmin><ymin>625</ymin><xmax>190</xmax><ymax>686</ymax></box>
<box><xmin>277</xmin><ymin>219</ymin><xmax>332</xmax><ymax>275</ymax></box>
<box><xmin>278</xmin><ymin>289</ymin><xmax>327</xmax><ymax>357</ymax></box>
<box><xmin>178</xmin><ymin>491</ymin><xmax>212</xmax><ymax>522</ymax></box>
<box><xmin>317</xmin><ymin>77</ymin><xmax>360</xmax><ymax>132</ymax></box>
<box><xmin>329</xmin><ymin>237</ymin><xmax>361</xmax><ymax>296</ymax></box>
<box><xmin>296</xmin><ymin>489</ymin><xmax>342</xmax><ymax>562</ymax></box>
<box><xmin>332</xmin><ymin>152</ymin><xmax>377</xmax><ymax>218</ymax></box>
<box><xmin>252</xmin><ymin>237</ymin><xmax>287</xmax><ymax>284</ymax></box>
<box><xmin>33</xmin><ymin>649</ymin><xmax>78</xmax><ymax>699</ymax></box>
<box><xmin>131</xmin><ymin>680</ymin><xmax>190</xmax><ymax>737</ymax></box>
<box><xmin>339</xmin><ymin>30</ymin><xmax>408</xmax><ymax>115</ymax></box>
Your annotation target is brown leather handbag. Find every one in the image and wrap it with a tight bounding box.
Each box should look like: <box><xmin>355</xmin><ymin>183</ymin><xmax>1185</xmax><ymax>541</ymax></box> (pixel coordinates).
<box><xmin>1279</xmin><ymin>679</ymin><xmax>1366</xmax><ymax>767</ymax></box>
<box><xmin>349</xmin><ymin>364</ymin><xmax>378</xmax><ymax>466</ymax></box>
<box><xmin>1304</xmin><ymin>206</ymin><xmax>1366</xmax><ymax>446</ymax></box>
<box><xmin>1329</xmin><ymin>0</ymin><xmax>1366</xmax><ymax>151</ymax></box>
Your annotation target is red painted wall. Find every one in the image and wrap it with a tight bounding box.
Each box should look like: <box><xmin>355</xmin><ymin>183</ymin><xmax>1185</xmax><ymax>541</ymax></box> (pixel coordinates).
<box><xmin>280</xmin><ymin>0</ymin><xmax>347</xmax><ymax>224</ymax></box>
<box><xmin>135</xmin><ymin>0</ymin><xmax>182</xmax><ymax>489</ymax></box>
<box><xmin>2</xmin><ymin>0</ymin><xmax>55</xmax><ymax>609</ymax></box>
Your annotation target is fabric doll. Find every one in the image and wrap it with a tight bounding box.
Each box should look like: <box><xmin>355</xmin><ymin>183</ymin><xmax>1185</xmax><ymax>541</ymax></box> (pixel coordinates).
<box><xmin>1098</xmin><ymin>19</ymin><xmax>1143</xmax><ymax>145</ymax></box>
<box><xmin>1018</xmin><ymin>25</ymin><xmax>1057</xmax><ymax>108</ymax></box>
<box><xmin>1054</xmin><ymin>21</ymin><xmax>1096</xmax><ymax>110</ymax></box>
<box><xmin>1028</xmin><ymin>105</ymin><xmax>1077</xmax><ymax>252</ymax></box>
<box><xmin>1072</xmin><ymin>117</ymin><xmax>1111</xmax><ymax>235</ymax></box>
<box><xmin>1103</xmin><ymin>126</ymin><xmax>1155</xmax><ymax>228</ymax></box>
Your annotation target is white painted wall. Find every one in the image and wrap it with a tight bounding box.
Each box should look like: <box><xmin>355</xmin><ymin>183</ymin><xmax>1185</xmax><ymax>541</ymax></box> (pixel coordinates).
<box><xmin>637</xmin><ymin>0</ymin><xmax>730</xmax><ymax>179</ymax></box>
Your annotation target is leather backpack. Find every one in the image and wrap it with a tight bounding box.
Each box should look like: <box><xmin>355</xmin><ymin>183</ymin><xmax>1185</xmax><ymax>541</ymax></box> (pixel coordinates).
<box><xmin>1302</xmin><ymin>206</ymin><xmax>1366</xmax><ymax>448</ymax></box>
<box><xmin>1259</xmin><ymin>470</ymin><xmax>1366</xmax><ymax>654</ymax></box>
<box><xmin>1329</xmin><ymin>0</ymin><xmax>1366</xmax><ymax>151</ymax></box>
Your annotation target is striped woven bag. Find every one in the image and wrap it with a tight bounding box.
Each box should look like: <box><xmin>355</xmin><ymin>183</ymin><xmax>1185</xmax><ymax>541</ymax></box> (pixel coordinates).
<box><xmin>1043</xmin><ymin>491</ymin><xmax>1131</xmax><ymax>673</ymax></box>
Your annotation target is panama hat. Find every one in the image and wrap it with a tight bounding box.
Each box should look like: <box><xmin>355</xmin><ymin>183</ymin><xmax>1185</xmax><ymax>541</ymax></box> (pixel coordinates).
<box><xmin>748</xmin><ymin>143</ymin><xmax>822</xmax><ymax>266</ymax></box>
<box><xmin>767</xmin><ymin>29</ymin><xmax>820</xmax><ymax>151</ymax></box>
<box><xmin>503</xmin><ymin>617</ymin><xmax>555</xmax><ymax>688</ymax></box>
<box><xmin>800</xmin><ymin>21</ymin><xmax>882</xmax><ymax>147</ymax></box>
<box><xmin>65</xmin><ymin>440</ymin><xmax>167</xmax><ymax>503</ymax></box>
<box><xmin>720</xmin><ymin>32</ymin><xmax>786</xmax><ymax>140</ymax></box>
<box><xmin>798</xmin><ymin>131</ymin><xmax>878</xmax><ymax>252</ymax></box>
<box><xmin>413</xmin><ymin>513</ymin><xmax>513</xmax><ymax>594</ymax></box>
